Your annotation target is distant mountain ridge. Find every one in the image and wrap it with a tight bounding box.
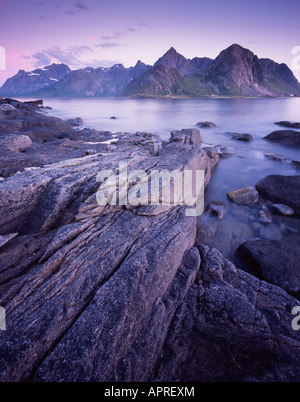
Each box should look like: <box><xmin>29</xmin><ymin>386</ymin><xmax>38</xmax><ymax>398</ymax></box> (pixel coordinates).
<box><xmin>1</xmin><ymin>44</ymin><xmax>300</xmax><ymax>97</ymax></box>
<box><xmin>0</xmin><ymin>64</ymin><xmax>71</xmax><ymax>95</ymax></box>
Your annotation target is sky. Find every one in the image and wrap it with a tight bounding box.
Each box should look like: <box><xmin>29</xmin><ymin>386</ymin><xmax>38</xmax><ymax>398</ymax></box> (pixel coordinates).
<box><xmin>0</xmin><ymin>0</ymin><xmax>300</xmax><ymax>85</ymax></box>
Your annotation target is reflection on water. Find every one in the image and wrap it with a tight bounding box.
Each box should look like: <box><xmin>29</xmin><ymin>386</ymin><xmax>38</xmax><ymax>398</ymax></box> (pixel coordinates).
<box><xmin>40</xmin><ymin>97</ymin><xmax>300</xmax><ymax>259</ymax></box>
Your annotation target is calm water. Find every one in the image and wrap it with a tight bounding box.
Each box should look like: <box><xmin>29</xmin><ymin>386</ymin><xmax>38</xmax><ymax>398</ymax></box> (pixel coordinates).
<box><xmin>32</xmin><ymin>97</ymin><xmax>300</xmax><ymax>259</ymax></box>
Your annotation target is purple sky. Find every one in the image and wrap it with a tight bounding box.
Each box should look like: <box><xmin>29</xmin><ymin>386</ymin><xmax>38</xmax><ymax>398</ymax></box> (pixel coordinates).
<box><xmin>0</xmin><ymin>0</ymin><xmax>300</xmax><ymax>85</ymax></box>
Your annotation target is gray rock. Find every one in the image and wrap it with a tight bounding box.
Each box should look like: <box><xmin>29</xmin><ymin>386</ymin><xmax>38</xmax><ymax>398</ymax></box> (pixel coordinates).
<box><xmin>227</xmin><ymin>186</ymin><xmax>260</xmax><ymax>205</ymax></box>
<box><xmin>66</xmin><ymin>117</ymin><xmax>84</xmax><ymax>127</ymax></box>
<box><xmin>0</xmin><ymin>104</ymin><xmax>16</xmax><ymax>112</ymax></box>
<box><xmin>196</xmin><ymin>121</ymin><xmax>216</xmax><ymax>128</ymax></box>
<box><xmin>264</xmin><ymin>130</ymin><xmax>300</xmax><ymax>145</ymax></box>
<box><xmin>231</xmin><ymin>133</ymin><xmax>253</xmax><ymax>142</ymax></box>
<box><xmin>205</xmin><ymin>200</ymin><xmax>226</xmax><ymax>219</ymax></box>
<box><xmin>256</xmin><ymin>175</ymin><xmax>300</xmax><ymax>217</ymax></box>
<box><xmin>264</xmin><ymin>152</ymin><xmax>291</xmax><ymax>163</ymax></box>
<box><xmin>170</xmin><ymin>128</ymin><xmax>202</xmax><ymax>147</ymax></box>
<box><xmin>236</xmin><ymin>239</ymin><xmax>300</xmax><ymax>296</ymax></box>
<box><xmin>0</xmin><ymin>134</ymin><xmax>32</xmax><ymax>152</ymax></box>
<box><xmin>0</xmin><ymin>233</ymin><xmax>18</xmax><ymax>249</ymax></box>
<box><xmin>275</xmin><ymin>121</ymin><xmax>300</xmax><ymax>129</ymax></box>
<box><xmin>293</xmin><ymin>160</ymin><xmax>300</xmax><ymax>168</ymax></box>
<box><xmin>258</xmin><ymin>209</ymin><xmax>273</xmax><ymax>223</ymax></box>
<box><xmin>271</xmin><ymin>203</ymin><xmax>294</xmax><ymax>216</ymax></box>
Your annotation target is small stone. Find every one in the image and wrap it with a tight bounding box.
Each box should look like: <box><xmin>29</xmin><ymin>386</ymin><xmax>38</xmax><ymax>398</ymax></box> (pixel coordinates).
<box><xmin>85</xmin><ymin>149</ymin><xmax>97</xmax><ymax>156</ymax></box>
<box><xmin>231</xmin><ymin>133</ymin><xmax>253</xmax><ymax>142</ymax></box>
<box><xmin>206</xmin><ymin>201</ymin><xmax>226</xmax><ymax>219</ymax></box>
<box><xmin>227</xmin><ymin>187</ymin><xmax>260</xmax><ymax>205</ymax></box>
<box><xmin>271</xmin><ymin>203</ymin><xmax>294</xmax><ymax>216</ymax></box>
<box><xmin>264</xmin><ymin>153</ymin><xmax>291</xmax><ymax>163</ymax></box>
<box><xmin>258</xmin><ymin>209</ymin><xmax>272</xmax><ymax>223</ymax></box>
<box><xmin>196</xmin><ymin>121</ymin><xmax>216</xmax><ymax>128</ymax></box>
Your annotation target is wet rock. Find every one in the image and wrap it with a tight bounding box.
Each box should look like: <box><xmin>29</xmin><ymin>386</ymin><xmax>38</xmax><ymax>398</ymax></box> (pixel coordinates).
<box><xmin>196</xmin><ymin>121</ymin><xmax>216</xmax><ymax>128</ymax></box>
<box><xmin>293</xmin><ymin>160</ymin><xmax>300</xmax><ymax>168</ymax></box>
<box><xmin>275</xmin><ymin>121</ymin><xmax>300</xmax><ymax>129</ymax></box>
<box><xmin>264</xmin><ymin>130</ymin><xmax>300</xmax><ymax>145</ymax></box>
<box><xmin>205</xmin><ymin>200</ymin><xmax>226</xmax><ymax>219</ymax></box>
<box><xmin>227</xmin><ymin>186</ymin><xmax>260</xmax><ymax>205</ymax></box>
<box><xmin>264</xmin><ymin>152</ymin><xmax>291</xmax><ymax>163</ymax></box>
<box><xmin>231</xmin><ymin>133</ymin><xmax>253</xmax><ymax>142</ymax></box>
<box><xmin>271</xmin><ymin>203</ymin><xmax>294</xmax><ymax>216</ymax></box>
<box><xmin>256</xmin><ymin>175</ymin><xmax>300</xmax><ymax>217</ymax></box>
<box><xmin>216</xmin><ymin>145</ymin><xmax>233</xmax><ymax>159</ymax></box>
<box><xmin>236</xmin><ymin>239</ymin><xmax>300</xmax><ymax>296</ymax></box>
<box><xmin>258</xmin><ymin>209</ymin><xmax>272</xmax><ymax>223</ymax></box>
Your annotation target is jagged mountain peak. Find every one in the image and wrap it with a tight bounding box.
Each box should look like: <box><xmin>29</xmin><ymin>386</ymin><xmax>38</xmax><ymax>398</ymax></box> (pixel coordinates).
<box><xmin>155</xmin><ymin>47</ymin><xmax>186</xmax><ymax>65</ymax></box>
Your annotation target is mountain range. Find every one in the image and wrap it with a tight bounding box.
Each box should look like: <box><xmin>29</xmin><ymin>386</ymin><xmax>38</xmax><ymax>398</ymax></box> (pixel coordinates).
<box><xmin>1</xmin><ymin>44</ymin><xmax>300</xmax><ymax>97</ymax></box>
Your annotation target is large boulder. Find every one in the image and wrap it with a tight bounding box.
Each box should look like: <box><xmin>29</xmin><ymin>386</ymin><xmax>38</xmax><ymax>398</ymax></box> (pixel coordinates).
<box><xmin>255</xmin><ymin>175</ymin><xmax>300</xmax><ymax>217</ymax></box>
<box><xmin>0</xmin><ymin>104</ymin><xmax>16</xmax><ymax>112</ymax></box>
<box><xmin>170</xmin><ymin>128</ymin><xmax>202</xmax><ymax>147</ymax></box>
<box><xmin>236</xmin><ymin>239</ymin><xmax>300</xmax><ymax>296</ymax></box>
<box><xmin>230</xmin><ymin>133</ymin><xmax>253</xmax><ymax>142</ymax></box>
<box><xmin>264</xmin><ymin>130</ymin><xmax>300</xmax><ymax>145</ymax></box>
<box><xmin>0</xmin><ymin>134</ymin><xmax>32</xmax><ymax>152</ymax></box>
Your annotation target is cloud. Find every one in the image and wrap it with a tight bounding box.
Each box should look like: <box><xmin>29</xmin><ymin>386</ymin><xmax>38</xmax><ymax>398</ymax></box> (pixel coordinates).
<box><xmin>74</xmin><ymin>1</ymin><xmax>89</xmax><ymax>11</ymax></box>
<box><xmin>101</xmin><ymin>31</ymin><xmax>124</xmax><ymax>41</ymax></box>
<box><xmin>32</xmin><ymin>45</ymin><xmax>94</xmax><ymax>68</ymax></box>
<box><xmin>32</xmin><ymin>51</ymin><xmax>51</xmax><ymax>67</ymax></box>
<box><xmin>95</xmin><ymin>42</ymin><xmax>129</xmax><ymax>49</ymax></box>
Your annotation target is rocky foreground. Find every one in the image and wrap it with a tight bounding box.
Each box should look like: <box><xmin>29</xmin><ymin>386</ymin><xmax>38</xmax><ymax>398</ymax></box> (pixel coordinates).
<box><xmin>1</xmin><ymin>98</ymin><xmax>300</xmax><ymax>382</ymax></box>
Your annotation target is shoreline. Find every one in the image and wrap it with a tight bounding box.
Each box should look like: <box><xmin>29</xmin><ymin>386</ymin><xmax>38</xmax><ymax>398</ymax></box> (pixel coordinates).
<box><xmin>8</xmin><ymin>94</ymin><xmax>300</xmax><ymax>100</ymax></box>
